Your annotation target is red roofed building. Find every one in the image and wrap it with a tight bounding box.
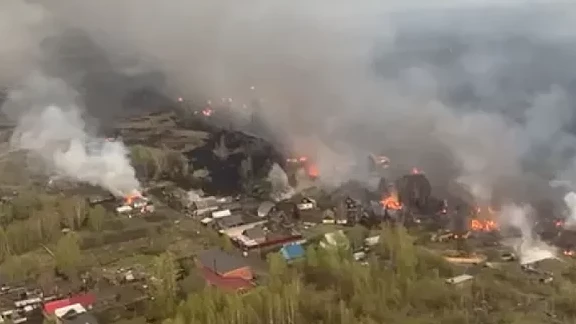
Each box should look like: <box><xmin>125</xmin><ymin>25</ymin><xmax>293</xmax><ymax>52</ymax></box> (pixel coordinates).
<box><xmin>43</xmin><ymin>293</ymin><xmax>96</xmax><ymax>316</ymax></box>
<box><xmin>200</xmin><ymin>267</ymin><xmax>254</xmax><ymax>291</ymax></box>
<box><xmin>197</xmin><ymin>249</ymin><xmax>255</xmax><ymax>292</ymax></box>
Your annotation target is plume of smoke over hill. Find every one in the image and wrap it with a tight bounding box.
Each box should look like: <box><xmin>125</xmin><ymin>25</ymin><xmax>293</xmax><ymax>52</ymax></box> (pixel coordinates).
<box><xmin>0</xmin><ymin>1</ymin><xmax>140</xmax><ymax>196</ymax></box>
<box><xmin>4</xmin><ymin>1</ymin><xmax>576</xmax><ymax>207</ymax></box>
<box><xmin>5</xmin><ymin>74</ymin><xmax>140</xmax><ymax>197</ymax></box>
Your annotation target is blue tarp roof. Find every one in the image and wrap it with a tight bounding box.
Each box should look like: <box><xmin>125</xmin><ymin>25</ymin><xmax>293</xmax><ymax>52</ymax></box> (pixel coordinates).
<box><xmin>280</xmin><ymin>243</ymin><xmax>305</xmax><ymax>261</ymax></box>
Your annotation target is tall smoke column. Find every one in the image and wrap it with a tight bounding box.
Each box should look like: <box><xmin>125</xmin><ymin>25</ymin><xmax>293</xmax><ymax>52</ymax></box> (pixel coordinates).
<box><xmin>499</xmin><ymin>204</ymin><xmax>556</xmax><ymax>265</ymax></box>
<box><xmin>268</xmin><ymin>163</ymin><xmax>295</xmax><ymax>202</ymax></box>
<box><xmin>562</xmin><ymin>192</ymin><xmax>576</xmax><ymax>227</ymax></box>
<box><xmin>5</xmin><ymin>74</ymin><xmax>140</xmax><ymax>197</ymax></box>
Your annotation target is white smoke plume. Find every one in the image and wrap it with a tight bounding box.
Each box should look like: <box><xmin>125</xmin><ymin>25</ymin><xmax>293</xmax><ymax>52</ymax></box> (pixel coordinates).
<box><xmin>561</xmin><ymin>191</ymin><xmax>576</xmax><ymax>227</ymax></box>
<box><xmin>268</xmin><ymin>163</ymin><xmax>295</xmax><ymax>202</ymax></box>
<box><xmin>499</xmin><ymin>204</ymin><xmax>556</xmax><ymax>264</ymax></box>
<box><xmin>0</xmin><ymin>1</ymin><xmax>140</xmax><ymax>197</ymax></box>
<box><xmin>5</xmin><ymin>74</ymin><xmax>140</xmax><ymax>197</ymax></box>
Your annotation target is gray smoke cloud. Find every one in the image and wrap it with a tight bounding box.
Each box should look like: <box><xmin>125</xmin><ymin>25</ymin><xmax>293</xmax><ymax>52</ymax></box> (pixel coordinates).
<box><xmin>0</xmin><ymin>1</ymin><xmax>140</xmax><ymax>197</ymax></box>
<box><xmin>4</xmin><ymin>73</ymin><xmax>140</xmax><ymax>197</ymax></box>
<box><xmin>4</xmin><ymin>1</ymin><xmax>576</xmax><ymax>208</ymax></box>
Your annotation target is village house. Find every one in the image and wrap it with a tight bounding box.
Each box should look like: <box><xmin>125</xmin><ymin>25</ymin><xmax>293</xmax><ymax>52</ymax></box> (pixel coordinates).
<box><xmin>280</xmin><ymin>243</ymin><xmax>305</xmax><ymax>262</ymax></box>
<box><xmin>42</xmin><ymin>293</ymin><xmax>98</xmax><ymax>324</ymax></box>
<box><xmin>197</xmin><ymin>249</ymin><xmax>255</xmax><ymax>292</ymax></box>
<box><xmin>243</xmin><ymin>227</ymin><xmax>267</xmax><ymax>244</ymax></box>
<box><xmin>191</xmin><ymin>197</ymin><xmax>220</xmax><ymax>217</ymax></box>
<box><xmin>216</xmin><ymin>214</ymin><xmax>246</xmax><ymax>232</ymax></box>
<box><xmin>43</xmin><ymin>293</ymin><xmax>96</xmax><ymax>317</ymax></box>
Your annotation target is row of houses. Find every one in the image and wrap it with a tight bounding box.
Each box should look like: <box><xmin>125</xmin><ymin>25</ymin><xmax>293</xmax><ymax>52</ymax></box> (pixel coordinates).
<box><xmin>0</xmin><ymin>291</ymin><xmax>97</xmax><ymax>324</ymax></box>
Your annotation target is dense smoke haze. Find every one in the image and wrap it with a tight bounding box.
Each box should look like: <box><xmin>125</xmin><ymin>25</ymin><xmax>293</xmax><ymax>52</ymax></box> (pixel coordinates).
<box><xmin>3</xmin><ymin>0</ymin><xmax>576</xmax><ymax>211</ymax></box>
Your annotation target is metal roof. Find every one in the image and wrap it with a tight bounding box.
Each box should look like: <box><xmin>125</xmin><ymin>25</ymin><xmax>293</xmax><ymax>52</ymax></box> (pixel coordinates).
<box><xmin>198</xmin><ymin>249</ymin><xmax>250</xmax><ymax>275</ymax></box>
<box><xmin>257</xmin><ymin>201</ymin><xmax>276</xmax><ymax>217</ymax></box>
<box><xmin>281</xmin><ymin>243</ymin><xmax>305</xmax><ymax>261</ymax></box>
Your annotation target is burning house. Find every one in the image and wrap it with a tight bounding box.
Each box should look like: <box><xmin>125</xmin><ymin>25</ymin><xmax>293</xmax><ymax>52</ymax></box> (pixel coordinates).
<box><xmin>469</xmin><ymin>207</ymin><xmax>499</xmax><ymax>233</ymax></box>
<box><xmin>381</xmin><ymin>188</ymin><xmax>403</xmax><ymax>221</ymax></box>
<box><xmin>115</xmin><ymin>191</ymin><xmax>154</xmax><ymax>215</ymax></box>
<box><xmin>285</xmin><ymin>156</ymin><xmax>319</xmax><ymax>183</ymax></box>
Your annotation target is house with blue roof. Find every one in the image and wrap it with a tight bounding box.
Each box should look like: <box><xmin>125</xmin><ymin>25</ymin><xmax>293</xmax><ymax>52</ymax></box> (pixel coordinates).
<box><xmin>280</xmin><ymin>243</ymin><xmax>305</xmax><ymax>262</ymax></box>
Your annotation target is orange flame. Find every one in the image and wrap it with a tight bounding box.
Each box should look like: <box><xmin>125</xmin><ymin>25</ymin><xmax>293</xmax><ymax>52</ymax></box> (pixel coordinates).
<box><xmin>470</xmin><ymin>206</ymin><xmax>498</xmax><ymax>232</ymax></box>
<box><xmin>470</xmin><ymin>219</ymin><xmax>498</xmax><ymax>232</ymax></box>
<box><xmin>381</xmin><ymin>191</ymin><xmax>402</xmax><ymax>210</ymax></box>
<box><xmin>412</xmin><ymin>167</ymin><xmax>420</xmax><ymax>174</ymax></box>
<box><xmin>564</xmin><ymin>250</ymin><xmax>575</xmax><ymax>257</ymax></box>
<box><xmin>124</xmin><ymin>191</ymin><xmax>142</xmax><ymax>205</ymax></box>
<box><xmin>307</xmin><ymin>163</ymin><xmax>319</xmax><ymax>179</ymax></box>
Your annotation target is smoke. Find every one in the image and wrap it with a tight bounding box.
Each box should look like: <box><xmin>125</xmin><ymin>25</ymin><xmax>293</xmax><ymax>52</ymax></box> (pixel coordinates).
<box><xmin>499</xmin><ymin>204</ymin><xmax>556</xmax><ymax>264</ymax></box>
<box><xmin>268</xmin><ymin>163</ymin><xmax>295</xmax><ymax>202</ymax></box>
<box><xmin>3</xmin><ymin>1</ymin><xmax>576</xmax><ymax>207</ymax></box>
<box><xmin>4</xmin><ymin>74</ymin><xmax>140</xmax><ymax>197</ymax></box>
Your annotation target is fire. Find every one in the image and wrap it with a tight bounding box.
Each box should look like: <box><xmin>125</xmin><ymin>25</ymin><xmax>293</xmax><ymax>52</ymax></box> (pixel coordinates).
<box><xmin>411</xmin><ymin>167</ymin><xmax>420</xmax><ymax>174</ymax></box>
<box><xmin>307</xmin><ymin>163</ymin><xmax>319</xmax><ymax>179</ymax></box>
<box><xmin>563</xmin><ymin>250</ymin><xmax>575</xmax><ymax>257</ymax></box>
<box><xmin>470</xmin><ymin>219</ymin><xmax>498</xmax><ymax>232</ymax></box>
<box><xmin>470</xmin><ymin>206</ymin><xmax>498</xmax><ymax>232</ymax></box>
<box><xmin>124</xmin><ymin>191</ymin><xmax>142</xmax><ymax>205</ymax></box>
<box><xmin>202</xmin><ymin>109</ymin><xmax>213</xmax><ymax>116</ymax></box>
<box><xmin>381</xmin><ymin>191</ymin><xmax>402</xmax><ymax>210</ymax></box>
<box><xmin>177</xmin><ymin>97</ymin><xmax>183</xmax><ymax>103</ymax></box>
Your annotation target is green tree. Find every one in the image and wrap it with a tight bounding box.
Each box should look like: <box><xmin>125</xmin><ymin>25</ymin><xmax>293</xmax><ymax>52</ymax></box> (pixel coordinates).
<box><xmin>149</xmin><ymin>252</ymin><xmax>178</xmax><ymax>319</ymax></box>
<box><xmin>54</xmin><ymin>232</ymin><xmax>82</xmax><ymax>278</ymax></box>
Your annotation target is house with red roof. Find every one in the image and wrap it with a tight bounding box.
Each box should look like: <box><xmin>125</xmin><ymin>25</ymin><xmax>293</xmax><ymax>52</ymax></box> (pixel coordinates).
<box><xmin>197</xmin><ymin>249</ymin><xmax>255</xmax><ymax>292</ymax></box>
<box><xmin>43</xmin><ymin>293</ymin><xmax>96</xmax><ymax>316</ymax></box>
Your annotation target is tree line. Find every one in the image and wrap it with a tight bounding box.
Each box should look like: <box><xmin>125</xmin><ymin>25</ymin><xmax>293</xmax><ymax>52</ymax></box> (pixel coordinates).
<box><xmin>0</xmin><ymin>192</ymin><xmax>110</xmax><ymax>282</ymax></box>
<box><xmin>152</xmin><ymin>225</ymin><xmax>576</xmax><ymax>324</ymax></box>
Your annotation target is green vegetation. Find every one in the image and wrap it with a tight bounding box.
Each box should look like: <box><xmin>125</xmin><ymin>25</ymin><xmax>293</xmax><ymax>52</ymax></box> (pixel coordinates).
<box><xmin>0</xmin><ymin>191</ymin><xmax>116</xmax><ymax>282</ymax></box>
<box><xmin>160</xmin><ymin>225</ymin><xmax>576</xmax><ymax>324</ymax></box>
<box><xmin>130</xmin><ymin>145</ymin><xmax>189</xmax><ymax>181</ymax></box>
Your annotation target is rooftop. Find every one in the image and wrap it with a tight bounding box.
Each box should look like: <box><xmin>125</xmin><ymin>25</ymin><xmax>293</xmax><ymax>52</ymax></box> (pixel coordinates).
<box><xmin>43</xmin><ymin>293</ymin><xmax>95</xmax><ymax>315</ymax></box>
<box><xmin>61</xmin><ymin>312</ymin><xmax>99</xmax><ymax>324</ymax></box>
<box><xmin>281</xmin><ymin>243</ymin><xmax>305</xmax><ymax>261</ymax></box>
<box><xmin>200</xmin><ymin>266</ymin><xmax>254</xmax><ymax>291</ymax></box>
<box><xmin>198</xmin><ymin>249</ymin><xmax>250</xmax><ymax>275</ymax></box>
